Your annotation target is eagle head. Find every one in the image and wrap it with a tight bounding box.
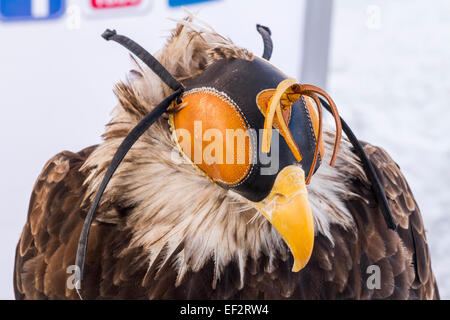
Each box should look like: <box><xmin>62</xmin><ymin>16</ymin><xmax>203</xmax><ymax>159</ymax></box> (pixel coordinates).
<box><xmin>80</xmin><ymin>15</ymin><xmax>358</xmax><ymax>288</ymax></box>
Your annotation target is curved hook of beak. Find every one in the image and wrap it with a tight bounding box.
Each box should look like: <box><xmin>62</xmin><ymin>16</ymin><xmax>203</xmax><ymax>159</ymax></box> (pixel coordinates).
<box><xmin>253</xmin><ymin>165</ymin><xmax>315</xmax><ymax>272</ymax></box>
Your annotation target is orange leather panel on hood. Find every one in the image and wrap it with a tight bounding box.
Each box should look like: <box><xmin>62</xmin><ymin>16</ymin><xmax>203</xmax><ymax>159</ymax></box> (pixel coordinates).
<box><xmin>170</xmin><ymin>88</ymin><xmax>253</xmax><ymax>186</ymax></box>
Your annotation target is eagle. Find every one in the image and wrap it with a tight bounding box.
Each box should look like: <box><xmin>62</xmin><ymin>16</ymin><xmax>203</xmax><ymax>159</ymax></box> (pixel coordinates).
<box><xmin>14</xmin><ymin>16</ymin><xmax>439</xmax><ymax>300</ymax></box>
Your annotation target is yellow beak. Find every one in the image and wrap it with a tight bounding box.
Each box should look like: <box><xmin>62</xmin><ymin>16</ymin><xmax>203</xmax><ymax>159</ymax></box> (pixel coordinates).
<box><xmin>253</xmin><ymin>165</ymin><xmax>315</xmax><ymax>272</ymax></box>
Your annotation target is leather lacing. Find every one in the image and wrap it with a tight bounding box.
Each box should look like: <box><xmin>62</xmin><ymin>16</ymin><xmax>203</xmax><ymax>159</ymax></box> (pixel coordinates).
<box><xmin>262</xmin><ymin>78</ymin><xmax>342</xmax><ymax>184</ymax></box>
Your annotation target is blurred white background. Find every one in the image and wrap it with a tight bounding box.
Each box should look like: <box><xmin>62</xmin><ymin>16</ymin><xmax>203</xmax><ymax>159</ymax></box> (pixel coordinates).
<box><xmin>0</xmin><ymin>0</ymin><xmax>448</xmax><ymax>299</ymax></box>
<box><xmin>329</xmin><ymin>0</ymin><xmax>450</xmax><ymax>298</ymax></box>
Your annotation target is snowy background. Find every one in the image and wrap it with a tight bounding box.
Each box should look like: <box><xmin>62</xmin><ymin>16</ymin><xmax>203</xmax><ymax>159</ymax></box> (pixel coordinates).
<box><xmin>0</xmin><ymin>0</ymin><xmax>448</xmax><ymax>299</ymax></box>
<box><xmin>329</xmin><ymin>0</ymin><xmax>450</xmax><ymax>298</ymax></box>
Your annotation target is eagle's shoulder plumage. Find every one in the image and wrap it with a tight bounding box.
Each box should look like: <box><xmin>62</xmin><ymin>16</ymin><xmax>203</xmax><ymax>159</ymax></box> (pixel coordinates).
<box><xmin>14</xmin><ymin>146</ymin><xmax>154</xmax><ymax>299</ymax></box>
<box><xmin>351</xmin><ymin>144</ymin><xmax>439</xmax><ymax>299</ymax></box>
<box><xmin>14</xmin><ymin>147</ymin><xmax>96</xmax><ymax>299</ymax></box>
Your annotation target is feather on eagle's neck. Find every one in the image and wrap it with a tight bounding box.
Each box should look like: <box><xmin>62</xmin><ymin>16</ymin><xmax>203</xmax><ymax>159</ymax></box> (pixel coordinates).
<box><xmin>81</xmin><ymin>16</ymin><xmax>364</xmax><ymax>287</ymax></box>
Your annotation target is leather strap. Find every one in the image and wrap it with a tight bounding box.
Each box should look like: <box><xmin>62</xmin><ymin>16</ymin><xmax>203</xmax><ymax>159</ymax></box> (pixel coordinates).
<box><xmin>75</xmin><ymin>31</ymin><xmax>186</xmax><ymax>294</ymax></box>
<box><xmin>102</xmin><ymin>29</ymin><xmax>183</xmax><ymax>93</ymax></box>
<box><xmin>262</xmin><ymin>78</ymin><xmax>303</xmax><ymax>162</ymax></box>
<box><xmin>299</xmin><ymin>85</ymin><xmax>341</xmax><ymax>166</ymax></box>
<box><xmin>75</xmin><ymin>89</ymin><xmax>183</xmax><ymax>293</ymax></box>
<box><xmin>256</xmin><ymin>24</ymin><xmax>273</xmax><ymax>60</ymax></box>
<box><xmin>319</xmin><ymin>97</ymin><xmax>396</xmax><ymax>230</ymax></box>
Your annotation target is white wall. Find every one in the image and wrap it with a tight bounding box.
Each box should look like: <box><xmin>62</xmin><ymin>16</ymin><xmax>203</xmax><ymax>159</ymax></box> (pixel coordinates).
<box><xmin>0</xmin><ymin>0</ymin><xmax>307</xmax><ymax>299</ymax></box>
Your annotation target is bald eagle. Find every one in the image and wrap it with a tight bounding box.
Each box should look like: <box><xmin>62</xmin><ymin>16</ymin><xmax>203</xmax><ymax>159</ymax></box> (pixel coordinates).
<box><xmin>14</xmin><ymin>17</ymin><xmax>438</xmax><ymax>300</ymax></box>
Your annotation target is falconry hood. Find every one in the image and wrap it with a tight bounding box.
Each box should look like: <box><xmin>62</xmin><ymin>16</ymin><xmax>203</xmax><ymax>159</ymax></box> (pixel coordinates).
<box><xmin>75</xmin><ymin>25</ymin><xmax>396</xmax><ymax>291</ymax></box>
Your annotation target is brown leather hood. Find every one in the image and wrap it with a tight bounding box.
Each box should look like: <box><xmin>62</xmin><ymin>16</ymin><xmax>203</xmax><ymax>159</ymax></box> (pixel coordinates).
<box><xmin>171</xmin><ymin>57</ymin><xmax>323</xmax><ymax>202</ymax></box>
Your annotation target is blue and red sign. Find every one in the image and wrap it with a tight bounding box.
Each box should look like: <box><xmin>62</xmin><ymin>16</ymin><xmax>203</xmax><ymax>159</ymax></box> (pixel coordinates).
<box><xmin>82</xmin><ymin>0</ymin><xmax>152</xmax><ymax>18</ymax></box>
<box><xmin>0</xmin><ymin>0</ymin><xmax>218</xmax><ymax>22</ymax></box>
<box><xmin>90</xmin><ymin>0</ymin><xmax>142</xmax><ymax>10</ymax></box>
<box><xmin>0</xmin><ymin>0</ymin><xmax>65</xmax><ymax>21</ymax></box>
<box><xmin>168</xmin><ymin>0</ymin><xmax>216</xmax><ymax>7</ymax></box>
